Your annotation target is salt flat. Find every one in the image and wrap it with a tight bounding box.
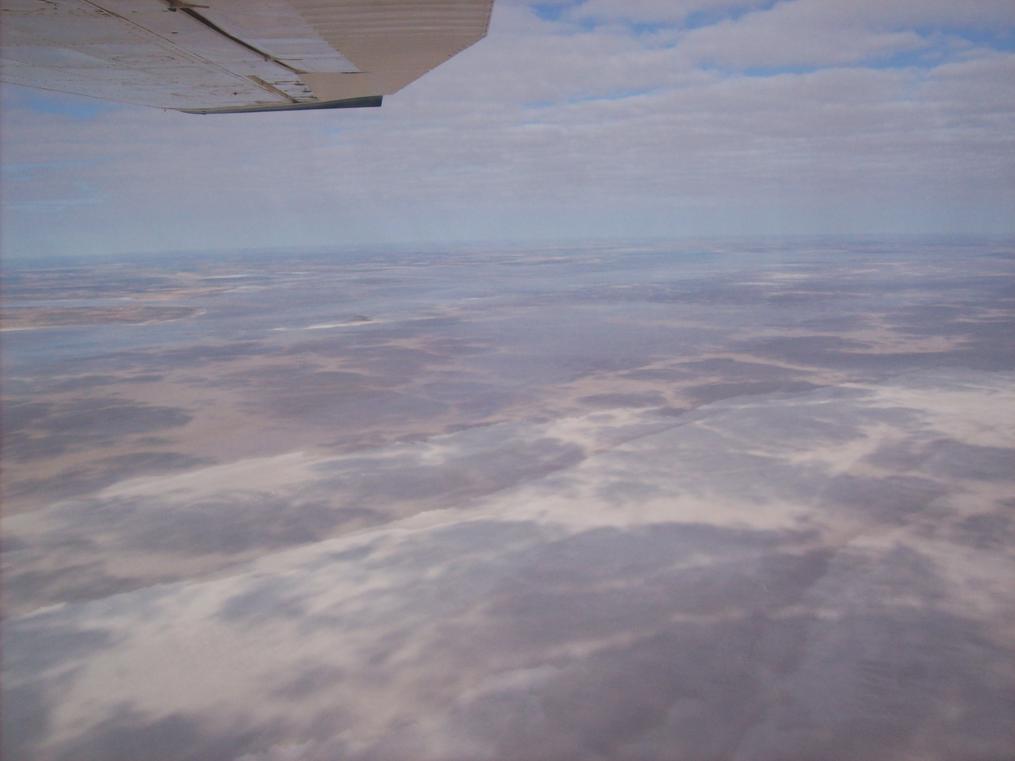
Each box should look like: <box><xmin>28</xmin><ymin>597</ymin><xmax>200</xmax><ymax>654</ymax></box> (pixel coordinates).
<box><xmin>3</xmin><ymin>238</ymin><xmax>1014</xmax><ymax>760</ymax></box>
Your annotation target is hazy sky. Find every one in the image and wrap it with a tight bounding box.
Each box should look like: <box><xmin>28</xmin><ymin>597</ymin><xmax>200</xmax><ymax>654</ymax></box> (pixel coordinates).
<box><xmin>2</xmin><ymin>0</ymin><xmax>1014</xmax><ymax>258</ymax></box>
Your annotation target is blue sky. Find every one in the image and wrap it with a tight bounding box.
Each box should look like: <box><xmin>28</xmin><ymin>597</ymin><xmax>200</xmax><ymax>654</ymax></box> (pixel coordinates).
<box><xmin>2</xmin><ymin>0</ymin><xmax>1014</xmax><ymax>259</ymax></box>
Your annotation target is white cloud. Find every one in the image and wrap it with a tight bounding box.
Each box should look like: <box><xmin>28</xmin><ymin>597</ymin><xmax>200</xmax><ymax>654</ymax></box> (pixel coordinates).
<box><xmin>569</xmin><ymin>0</ymin><xmax>767</xmax><ymax>25</ymax></box>
<box><xmin>1</xmin><ymin>0</ymin><xmax>1014</xmax><ymax>256</ymax></box>
<box><xmin>570</xmin><ymin>0</ymin><xmax>1015</xmax><ymax>29</ymax></box>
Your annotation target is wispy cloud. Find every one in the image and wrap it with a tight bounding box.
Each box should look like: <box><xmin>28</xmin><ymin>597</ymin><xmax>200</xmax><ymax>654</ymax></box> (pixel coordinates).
<box><xmin>1</xmin><ymin>0</ymin><xmax>1013</xmax><ymax>257</ymax></box>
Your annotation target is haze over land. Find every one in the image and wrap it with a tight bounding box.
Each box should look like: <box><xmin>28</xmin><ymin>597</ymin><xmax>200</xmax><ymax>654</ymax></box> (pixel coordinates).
<box><xmin>3</xmin><ymin>238</ymin><xmax>1014</xmax><ymax>760</ymax></box>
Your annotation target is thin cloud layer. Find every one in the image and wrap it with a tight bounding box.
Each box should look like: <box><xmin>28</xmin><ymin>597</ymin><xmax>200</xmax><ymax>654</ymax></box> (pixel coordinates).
<box><xmin>2</xmin><ymin>0</ymin><xmax>1014</xmax><ymax>256</ymax></box>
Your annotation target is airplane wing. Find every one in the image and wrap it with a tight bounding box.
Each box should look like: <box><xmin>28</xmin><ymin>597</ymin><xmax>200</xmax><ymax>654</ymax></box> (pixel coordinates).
<box><xmin>0</xmin><ymin>0</ymin><xmax>493</xmax><ymax>113</ymax></box>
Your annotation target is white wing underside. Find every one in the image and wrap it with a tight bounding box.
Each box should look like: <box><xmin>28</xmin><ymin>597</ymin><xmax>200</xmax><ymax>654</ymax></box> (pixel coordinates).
<box><xmin>0</xmin><ymin>0</ymin><xmax>492</xmax><ymax>112</ymax></box>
